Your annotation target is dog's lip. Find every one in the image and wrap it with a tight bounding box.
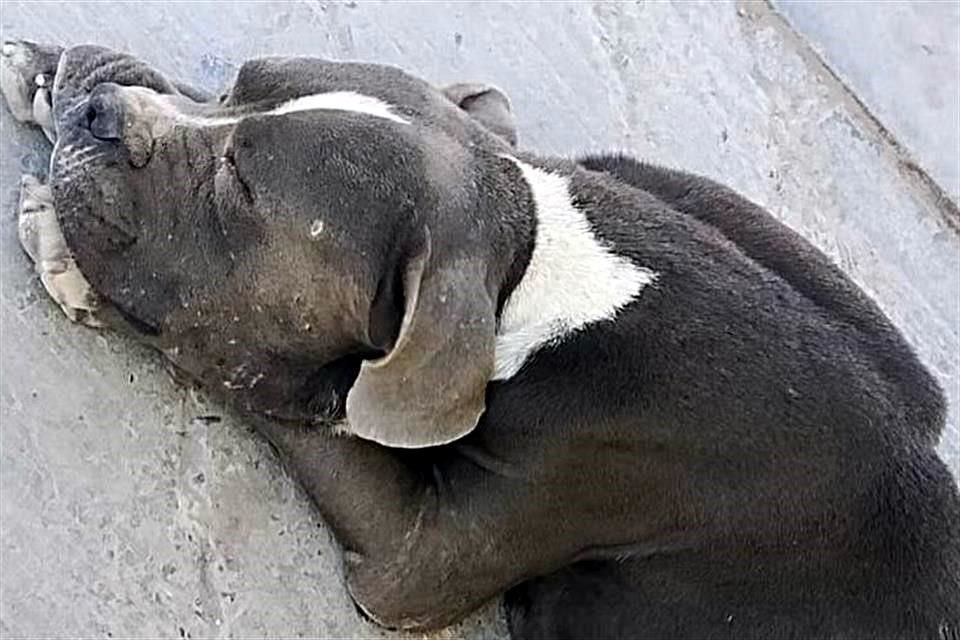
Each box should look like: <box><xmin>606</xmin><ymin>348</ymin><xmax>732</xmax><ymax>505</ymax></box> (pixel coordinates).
<box><xmin>108</xmin><ymin>297</ymin><xmax>162</xmax><ymax>337</ymax></box>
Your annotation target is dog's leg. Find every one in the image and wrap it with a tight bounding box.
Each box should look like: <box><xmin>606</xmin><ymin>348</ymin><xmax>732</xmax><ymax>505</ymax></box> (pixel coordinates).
<box><xmin>18</xmin><ymin>175</ymin><xmax>106</xmax><ymax>327</ymax></box>
<box><xmin>5</xmin><ymin>42</ymin><xmax>209</xmax><ymax>340</ymax></box>
<box><xmin>4</xmin><ymin>43</ymin><xmax>102</xmax><ymax>325</ymax></box>
<box><xmin>19</xmin><ymin>173</ymin><xmax>195</xmax><ymax>376</ymax></box>
<box><xmin>252</xmin><ymin>417</ymin><xmax>573</xmax><ymax>632</ymax></box>
<box><xmin>1</xmin><ymin>40</ymin><xmax>63</xmax><ymax>142</ymax></box>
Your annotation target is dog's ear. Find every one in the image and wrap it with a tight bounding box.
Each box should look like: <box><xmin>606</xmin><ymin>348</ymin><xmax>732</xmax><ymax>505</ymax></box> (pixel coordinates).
<box><xmin>346</xmin><ymin>226</ymin><xmax>496</xmax><ymax>448</ymax></box>
<box><xmin>442</xmin><ymin>82</ymin><xmax>517</xmax><ymax>146</ymax></box>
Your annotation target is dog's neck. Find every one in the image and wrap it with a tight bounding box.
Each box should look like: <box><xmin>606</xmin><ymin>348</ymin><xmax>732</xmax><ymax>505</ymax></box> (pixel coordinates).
<box><xmin>297</xmin><ymin>149</ymin><xmax>659</xmax><ymax>419</ymax></box>
<box><xmin>483</xmin><ymin>153</ymin><xmax>659</xmax><ymax>381</ymax></box>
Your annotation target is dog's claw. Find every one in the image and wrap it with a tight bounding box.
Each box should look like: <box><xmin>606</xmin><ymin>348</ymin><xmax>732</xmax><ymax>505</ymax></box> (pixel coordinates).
<box><xmin>0</xmin><ymin>39</ymin><xmax>62</xmax><ymax>138</ymax></box>
<box><xmin>18</xmin><ymin>174</ymin><xmax>104</xmax><ymax>328</ymax></box>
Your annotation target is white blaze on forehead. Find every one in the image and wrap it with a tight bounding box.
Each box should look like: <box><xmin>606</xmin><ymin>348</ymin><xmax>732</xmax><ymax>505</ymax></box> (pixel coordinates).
<box><xmin>103</xmin><ymin>88</ymin><xmax>410</xmax><ymax>144</ymax></box>
<box><xmin>269</xmin><ymin>91</ymin><xmax>409</xmax><ymax>124</ymax></box>
<box><xmin>493</xmin><ymin>156</ymin><xmax>658</xmax><ymax>381</ymax></box>
<box><xmin>132</xmin><ymin>89</ymin><xmax>410</xmax><ymax>128</ymax></box>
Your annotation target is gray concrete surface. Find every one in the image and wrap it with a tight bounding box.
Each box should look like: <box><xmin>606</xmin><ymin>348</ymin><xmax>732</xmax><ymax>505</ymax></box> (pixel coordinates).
<box><xmin>773</xmin><ymin>0</ymin><xmax>960</xmax><ymax>203</ymax></box>
<box><xmin>1</xmin><ymin>1</ymin><xmax>957</xmax><ymax>638</ymax></box>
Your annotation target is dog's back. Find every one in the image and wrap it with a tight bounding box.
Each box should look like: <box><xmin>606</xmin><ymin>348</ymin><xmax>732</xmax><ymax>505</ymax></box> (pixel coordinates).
<box><xmin>504</xmin><ymin>154</ymin><xmax>960</xmax><ymax>640</ymax></box>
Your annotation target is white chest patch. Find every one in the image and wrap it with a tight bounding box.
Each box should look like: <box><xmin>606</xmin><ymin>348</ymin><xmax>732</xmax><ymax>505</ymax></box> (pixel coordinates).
<box><xmin>493</xmin><ymin>157</ymin><xmax>658</xmax><ymax>381</ymax></box>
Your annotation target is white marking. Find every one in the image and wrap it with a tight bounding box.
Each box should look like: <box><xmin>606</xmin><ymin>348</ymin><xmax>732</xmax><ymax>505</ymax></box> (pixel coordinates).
<box><xmin>270</xmin><ymin>91</ymin><xmax>409</xmax><ymax>124</ymax></box>
<box><xmin>2</xmin><ymin>44</ymin><xmax>15</xmax><ymax>57</ymax></box>
<box><xmin>309</xmin><ymin>219</ymin><xmax>325</xmax><ymax>238</ymax></box>
<box><xmin>53</xmin><ymin>143</ymin><xmax>99</xmax><ymax>173</ymax></box>
<box><xmin>128</xmin><ymin>88</ymin><xmax>410</xmax><ymax>129</ymax></box>
<box><xmin>33</xmin><ymin>73</ymin><xmax>46</xmax><ymax>87</ymax></box>
<box><xmin>493</xmin><ymin>157</ymin><xmax>658</xmax><ymax>380</ymax></box>
<box><xmin>175</xmin><ymin>114</ymin><xmax>241</xmax><ymax>127</ymax></box>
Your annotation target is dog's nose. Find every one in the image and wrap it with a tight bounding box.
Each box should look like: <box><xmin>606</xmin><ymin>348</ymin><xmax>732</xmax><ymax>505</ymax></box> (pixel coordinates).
<box><xmin>84</xmin><ymin>84</ymin><xmax>124</xmax><ymax>141</ymax></box>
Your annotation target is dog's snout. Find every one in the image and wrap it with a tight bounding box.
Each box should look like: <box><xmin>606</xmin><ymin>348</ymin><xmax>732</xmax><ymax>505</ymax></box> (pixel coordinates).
<box><xmin>84</xmin><ymin>85</ymin><xmax>124</xmax><ymax>141</ymax></box>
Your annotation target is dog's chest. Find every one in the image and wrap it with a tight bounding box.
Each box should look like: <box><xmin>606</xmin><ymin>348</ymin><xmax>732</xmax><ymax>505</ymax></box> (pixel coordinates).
<box><xmin>493</xmin><ymin>159</ymin><xmax>658</xmax><ymax>381</ymax></box>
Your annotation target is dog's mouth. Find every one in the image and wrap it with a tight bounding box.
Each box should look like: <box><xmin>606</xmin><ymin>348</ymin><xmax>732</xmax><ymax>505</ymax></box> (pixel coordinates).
<box><xmin>107</xmin><ymin>296</ymin><xmax>163</xmax><ymax>338</ymax></box>
<box><xmin>49</xmin><ymin>134</ymin><xmax>139</xmax><ymax>252</ymax></box>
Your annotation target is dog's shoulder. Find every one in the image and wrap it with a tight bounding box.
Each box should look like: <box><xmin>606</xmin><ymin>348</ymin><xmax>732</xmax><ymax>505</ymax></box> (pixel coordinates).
<box><xmin>491</xmin><ymin>155</ymin><xmax>659</xmax><ymax>381</ymax></box>
<box><xmin>574</xmin><ymin>151</ymin><xmax>947</xmax><ymax>441</ymax></box>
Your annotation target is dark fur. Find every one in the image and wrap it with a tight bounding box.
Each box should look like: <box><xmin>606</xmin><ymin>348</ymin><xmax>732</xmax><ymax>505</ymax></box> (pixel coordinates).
<box><xmin>505</xmin><ymin>154</ymin><xmax>960</xmax><ymax>639</ymax></box>
<box><xmin>6</xmin><ymin>42</ymin><xmax>959</xmax><ymax>638</ymax></box>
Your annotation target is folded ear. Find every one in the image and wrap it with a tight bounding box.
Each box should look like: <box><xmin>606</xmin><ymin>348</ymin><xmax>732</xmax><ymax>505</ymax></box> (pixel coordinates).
<box><xmin>442</xmin><ymin>82</ymin><xmax>517</xmax><ymax>146</ymax></box>
<box><xmin>345</xmin><ymin>227</ymin><xmax>496</xmax><ymax>448</ymax></box>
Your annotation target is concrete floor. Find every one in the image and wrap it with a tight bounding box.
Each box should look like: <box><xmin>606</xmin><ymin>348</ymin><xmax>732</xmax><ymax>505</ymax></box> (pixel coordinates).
<box><xmin>0</xmin><ymin>2</ymin><xmax>957</xmax><ymax>638</ymax></box>
<box><xmin>773</xmin><ymin>0</ymin><xmax>960</xmax><ymax>203</ymax></box>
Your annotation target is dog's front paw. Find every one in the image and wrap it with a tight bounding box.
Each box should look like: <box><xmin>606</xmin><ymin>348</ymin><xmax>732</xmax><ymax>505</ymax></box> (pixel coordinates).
<box><xmin>18</xmin><ymin>174</ymin><xmax>104</xmax><ymax>328</ymax></box>
<box><xmin>1</xmin><ymin>39</ymin><xmax>62</xmax><ymax>141</ymax></box>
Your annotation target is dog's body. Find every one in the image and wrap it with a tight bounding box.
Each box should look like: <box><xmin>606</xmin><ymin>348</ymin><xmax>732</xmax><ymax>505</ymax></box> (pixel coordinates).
<box><xmin>2</xmin><ymin>41</ymin><xmax>958</xmax><ymax>639</ymax></box>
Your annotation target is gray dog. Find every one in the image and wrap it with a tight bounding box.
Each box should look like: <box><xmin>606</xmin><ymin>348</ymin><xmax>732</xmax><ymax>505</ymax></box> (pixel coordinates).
<box><xmin>2</xmin><ymin>41</ymin><xmax>958</xmax><ymax>640</ymax></box>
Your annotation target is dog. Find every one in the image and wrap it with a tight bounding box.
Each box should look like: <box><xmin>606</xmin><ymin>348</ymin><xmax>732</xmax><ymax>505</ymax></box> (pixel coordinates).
<box><xmin>2</xmin><ymin>41</ymin><xmax>958</xmax><ymax>640</ymax></box>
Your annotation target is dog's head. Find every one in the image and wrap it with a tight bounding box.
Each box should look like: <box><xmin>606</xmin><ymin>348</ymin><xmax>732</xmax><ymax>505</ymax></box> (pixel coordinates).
<box><xmin>48</xmin><ymin>46</ymin><xmax>529</xmax><ymax>447</ymax></box>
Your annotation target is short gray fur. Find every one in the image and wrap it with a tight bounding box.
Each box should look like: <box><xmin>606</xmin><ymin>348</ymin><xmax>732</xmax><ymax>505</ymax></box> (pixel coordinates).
<box><xmin>0</xmin><ymin>1</ymin><xmax>957</xmax><ymax>638</ymax></box>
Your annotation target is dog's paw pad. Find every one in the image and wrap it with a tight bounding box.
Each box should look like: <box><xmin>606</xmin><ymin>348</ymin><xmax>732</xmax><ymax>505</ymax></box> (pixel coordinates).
<box><xmin>17</xmin><ymin>174</ymin><xmax>52</xmax><ymax>265</ymax></box>
<box><xmin>17</xmin><ymin>174</ymin><xmax>103</xmax><ymax>326</ymax></box>
<box><xmin>1</xmin><ymin>40</ymin><xmax>62</xmax><ymax>125</ymax></box>
<box><xmin>37</xmin><ymin>254</ymin><xmax>103</xmax><ymax>326</ymax></box>
<box><xmin>40</xmin><ymin>265</ymin><xmax>100</xmax><ymax>315</ymax></box>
